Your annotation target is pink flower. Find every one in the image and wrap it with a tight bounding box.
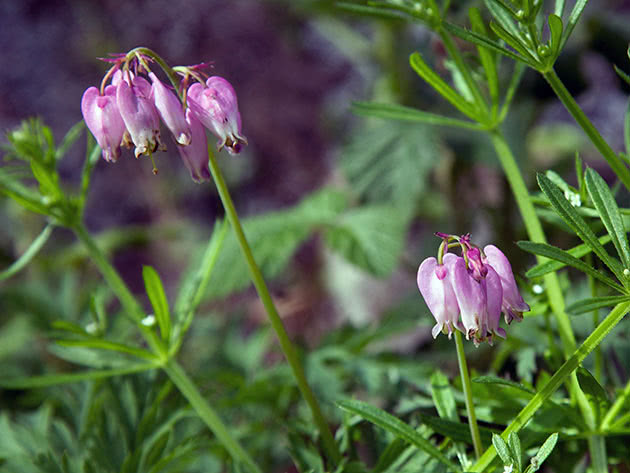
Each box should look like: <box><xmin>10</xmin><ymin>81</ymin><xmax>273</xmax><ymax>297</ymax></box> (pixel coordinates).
<box><xmin>187</xmin><ymin>76</ymin><xmax>247</xmax><ymax>155</ymax></box>
<box><xmin>417</xmin><ymin>253</ymin><xmax>460</xmax><ymax>339</ymax></box>
<box><xmin>483</xmin><ymin>245</ymin><xmax>530</xmax><ymax>323</ymax></box>
<box><xmin>116</xmin><ymin>76</ymin><xmax>163</xmax><ymax>158</ymax></box>
<box><xmin>81</xmin><ymin>85</ymin><xmax>126</xmax><ymax>162</ymax></box>
<box><xmin>177</xmin><ymin>108</ymin><xmax>210</xmax><ymax>183</ymax></box>
<box><xmin>149</xmin><ymin>72</ymin><xmax>191</xmax><ymax>146</ymax></box>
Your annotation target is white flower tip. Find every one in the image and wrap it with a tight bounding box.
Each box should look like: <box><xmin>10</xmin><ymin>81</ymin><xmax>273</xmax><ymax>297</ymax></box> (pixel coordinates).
<box><xmin>177</xmin><ymin>132</ymin><xmax>192</xmax><ymax>146</ymax></box>
<box><xmin>85</xmin><ymin>322</ymin><xmax>98</xmax><ymax>334</ymax></box>
<box><xmin>141</xmin><ymin>314</ymin><xmax>156</xmax><ymax>327</ymax></box>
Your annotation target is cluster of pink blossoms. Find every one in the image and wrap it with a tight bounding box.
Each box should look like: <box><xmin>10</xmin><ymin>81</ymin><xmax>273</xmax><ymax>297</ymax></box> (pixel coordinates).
<box><xmin>80</xmin><ymin>53</ymin><xmax>247</xmax><ymax>182</ymax></box>
<box><xmin>417</xmin><ymin>233</ymin><xmax>530</xmax><ymax>346</ymax></box>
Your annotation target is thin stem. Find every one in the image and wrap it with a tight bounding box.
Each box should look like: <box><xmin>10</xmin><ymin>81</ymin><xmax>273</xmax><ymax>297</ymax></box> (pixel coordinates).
<box><xmin>73</xmin><ymin>223</ymin><xmax>260</xmax><ymax>471</ymax></box>
<box><xmin>454</xmin><ymin>331</ymin><xmax>483</xmax><ymax>459</ymax></box>
<box><xmin>586</xmin><ymin>253</ymin><xmax>603</xmax><ymax>383</ymax></box>
<box><xmin>543</xmin><ymin>69</ymin><xmax>630</xmax><ymax>191</ymax></box>
<box><xmin>601</xmin><ymin>379</ymin><xmax>630</xmax><ymax>430</ymax></box>
<box><xmin>469</xmin><ymin>301</ymin><xmax>630</xmax><ymax>472</ymax></box>
<box><xmin>489</xmin><ymin>131</ymin><xmax>576</xmax><ymax>355</ymax></box>
<box><xmin>163</xmin><ymin>360</ymin><xmax>262</xmax><ymax>473</ymax></box>
<box><xmin>205</xmin><ymin>150</ymin><xmax>341</xmax><ymax>466</ymax></box>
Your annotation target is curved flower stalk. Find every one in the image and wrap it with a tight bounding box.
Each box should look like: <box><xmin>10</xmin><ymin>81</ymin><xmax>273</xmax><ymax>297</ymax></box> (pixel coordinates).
<box><xmin>417</xmin><ymin>233</ymin><xmax>529</xmax><ymax>346</ymax></box>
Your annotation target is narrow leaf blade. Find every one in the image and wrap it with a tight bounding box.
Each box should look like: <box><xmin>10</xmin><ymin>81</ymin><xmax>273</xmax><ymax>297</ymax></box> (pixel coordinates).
<box><xmin>142</xmin><ymin>265</ymin><xmax>171</xmax><ymax>342</ymax></box>
<box><xmin>566</xmin><ymin>295</ymin><xmax>630</xmax><ymax>315</ymax></box>
<box><xmin>352</xmin><ymin>101</ymin><xmax>482</xmax><ymax>129</ymax></box>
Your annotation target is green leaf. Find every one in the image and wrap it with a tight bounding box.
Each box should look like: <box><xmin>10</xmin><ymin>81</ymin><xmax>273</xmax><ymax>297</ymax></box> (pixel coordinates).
<box><xmin>518</xmin><ymin>241</ymin><xmax>624</xmax><ymax>292</ymax></box>
<box><xmin>499</xmin><ymin>62</ymin><xmax>526</xmax><ymax>120</ymax></box>
<box><xmin>489</xmin><ymin>21</ymin><xmax>538</xmax><ymax>65</ymax></box>
<box><xmin>615</xmin><ymin>64</ymin><xmax>630</xmax><ymax>88</ymax></box>
<box><xmin>55</xmin><ymin>121</ymin><xmax>84</xmax><ymax>162</ymax></box>
<box><xmin>351</xmin><ymin>101</ymin><xmax>482</xmax><ymax>129</ymax></box>
<box><xmin>566</xmin><ymin>295</ymin><xmax>630</xmax><ymax>315</ymax></box>
<box><xmin>336</xmin><ymin>399</ymin><xmax>462</xmax><ymax>472</ymax></box>
<box><xmin>548</xmin><ymin>14</ymin><xmax>563</xmax><ymax>58</ymax></box>
<box><xmin>30</xmin><ymin>159</ymin><xmax>60</xmax><ymax>199</ymax></box>
<box><xmin>142</xmin><ymin>266</ymin><xmax>171</xmax><ymax>342</ymax></box>
<box><xmin>577</xmin><ymin>366</ymin><xmax>610</xmax><ymax>423</ymax></box>
<box><xmin>0</xmin><ymin>224</ymin><xmax>54</xmax><ymax>281</ymax></box>
<box><xmin>324</xmin><ymin>204</ymin><xmax>408</xmax><ymax>276</ymax></box>
<box><xmin>554</xmin><ymin>0</ymin><xmax>566</xmax><ymax>16</ymax></box>
<box><xmin>469</xmin><ymin>7</ymin><xmax>499</xmax><ymax>104</ymax></box>
<box><xmin>335</xmin><ymin>2</ymin><xmax>407</xmax><ymax>20</ymax></box>
<box><xmin>430</xmin><ymin>371</ymin><xmax>458</xmax><ymax>421</ymax></box>
<box><xmin>472</xmin><ymin>375</ymin><xmax>535</xmax><ymax>395</ymax></box>
<box><xmin>523</xmin><ymin>234</ymin><xmax>611</xmax><ymax>277</ymax></box>
<box><xmin>508</xmin><ymin>432</ymin><xmax>523</xmax><ymax>472</ymax></box>
<box><xmin>409</xmin><ymin>52</ymin><xmax>478</xmax><ymax>119</ymax></box>
<box><xmin>484</xmin><ymin>0</ymin><xmax>520</xmax><ymax>37</ymax></box>
<box><xmin>442</xmin><ymin>21</ymin><xmax>527</xmax><ymax>65</ymax></box>
<box><xmin>560</xmin><ymin>0</ymin><xmax>588</xmax><ymax>51</ymax></box>
<box><xmin>492</xmin><ymin>433</ymin><xmax>512</xmax><ymax>465</ymax></box>
<box><xmin>585</xmin><ymin>168</ymin><xmax>630</xmax><ymax>269</ymax></box>
<box><xmin>531</xmin><ymin>432</ymin><xmax>558</xmax><ymax>470</ymax></box>
<box><xmin>625</xmin><ymin>98</ymin><xmax>630</xmax><ymax>159</ymax></box>
<box><xmin>537</xmin><ymin>173</ymin><xmax>623</xmax><ymax>279</ymax></box>
<box><xmin>55</xmin><ymin>338</ymin><xmax>157</xmax><ymax>361</ymax></box>
<box><xmin>418</xmin><ymin>413</ymin><xmax>495</xmax><ymax>446</ymax></box>
<box><xmin>0</xmin><ymin>363</ymin><xmax>157</xmax><ymax>389</ymax></box>
<box><xmin>0</xmin><ymin>168</ymin><xmax>50</xmax><ymax>215</ymax></box>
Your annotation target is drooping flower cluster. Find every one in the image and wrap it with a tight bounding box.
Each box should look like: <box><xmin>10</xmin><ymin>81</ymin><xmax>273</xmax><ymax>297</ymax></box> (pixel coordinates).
<box><xmin>417</xmin><ymin>233</ymin><xmax>530</xmax><ymax>346</ymax></box>
<box><xmin>80</xmin><ymin>51</ymin><xmax>247</xmax><ymax>182</ymax></box>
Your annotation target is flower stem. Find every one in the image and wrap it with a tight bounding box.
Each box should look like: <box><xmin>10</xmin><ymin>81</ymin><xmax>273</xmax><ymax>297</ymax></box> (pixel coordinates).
<box><xmin>163</xmin><ymin>360</ymin><xmax>263</xmax><ymax>473</ymax></box>
<box><xmin>469</xmin><ymin>301</ymin><xmax>630</xmax><ymax>472</ymax></box>
<box><xmin>543</xmin><ymin>69</ymin><xmax>630</xmax><ymax>191</ymax></box>
<box><xmin>205</xmin><ymin>150</ymin><xmax>341</xmax><ymax>466</ymax></box>
<box><xmin>489</xmin><ymin>130</ymin><xmax>576</xmax><ymax>355</ymax></box>
<box><xmin>73</xmin><ymin>223</ymin><xmax>261</xmax><ymax>472</ymax></box>
<box><xmin>454</xmin><ymin>331</ymin><xmax>483</xmax><ymax>459</ymax></box>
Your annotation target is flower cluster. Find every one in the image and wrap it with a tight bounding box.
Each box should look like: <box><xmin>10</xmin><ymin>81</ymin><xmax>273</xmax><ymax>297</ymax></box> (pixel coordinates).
<box><xmin>80</xmin><ymin>52</ymin><xmax>247</xmax><ymax>182</ymax></box>
<box><xmin>417</xmin><ymin>233</ymin><xmax>530</xmax><ymax>346</ymax></box>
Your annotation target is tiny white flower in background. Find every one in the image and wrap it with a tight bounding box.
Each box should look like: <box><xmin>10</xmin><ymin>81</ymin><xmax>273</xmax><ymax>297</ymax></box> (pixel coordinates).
<box><xmin>503</xmin><ymin>464</ymin><xmax>513</xmax><ymax>473</ymax></box>
<box><xmin>624</xmin><ymin>268</ymin><xmax>630</xmax><ymax>278</ymax></box>
<box><xmin>563</xmin><ymin>189</ymin><xmax>581</xmax><ymax>207</ymax></box>
<box><xmin>141</xmin><ymin>314</ymin><xmax>156</xmax><ymax>327</ymax></box>
<box><xmin>85</xmin><ymin>322</ymin><xmax>98</xmax><ymax>334</ymax></box>
<box><xmin>533</xmin><ymin>284</ymin><xmax>544</xmax><ymax>294</ymax></box>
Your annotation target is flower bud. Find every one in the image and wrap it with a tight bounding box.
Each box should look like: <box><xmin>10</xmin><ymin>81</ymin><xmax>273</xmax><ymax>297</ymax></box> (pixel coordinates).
<box><xmin>187</xmin><ymin>76</ymin><xmax>247</xmax><ymax>155</ymax></box>
<box><xmin>149</xmin><ymin>72</ymin><xmax>191</xmax><ymax>146</ymax></box>
<box><xmin>81</xmin><ymin>85</ymin><xmax>126</xmax><ymax>162</ymax></box>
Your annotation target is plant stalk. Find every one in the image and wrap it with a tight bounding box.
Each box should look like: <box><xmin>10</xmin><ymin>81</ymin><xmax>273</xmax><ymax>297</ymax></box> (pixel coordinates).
<box><xmin>205</xmin><ymin>149</ymin><xmax>341</xmax><ymax>466</ymax></box>
<box><xmin>469</xmin><ymin>301</ymin><xmax>630</xmax><ymax>472</ymax></box>
<box><xmin>454</xmin><ymin>331</ymin><xmax>483</xmax><ymax>459</ymax></box>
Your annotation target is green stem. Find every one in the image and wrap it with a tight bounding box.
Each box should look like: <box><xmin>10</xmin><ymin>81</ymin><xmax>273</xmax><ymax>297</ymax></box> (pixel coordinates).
<box><xmin>163</xmin><ymin>360</ymin><xmax>262</xmax><ymax>473</ymax></box>
<box><xmin>489</xmin><ymin>130</ymin><xmax>576</xmax><ymax>355</ymax></box>
<box><xmin>206</xmin><ymin>150</ymin><xmax>341</xmax><ymax>466</ymax></box>
<box><xmin>454</xmin><ymin>331</ymin><xmax>483</xmax><ymax>459</ymax></box>
<box><xmin>601</xmin><ymin>379</ymin><xmax>630</xmax><ymax>430</ymax></box>
<box><xmin>469</xmin><ymin>301</ymin><xmax>630</xmax><ymax>472</ymax></box>
<box><xmin>73</xmin><ymin>223</ymin><xmax>260</xmax><ymax>471</ymax></box>
<box><xmin>543</xmin><ymin>69</ymin><xmax>630</xmax><ymax>191</ymax></box>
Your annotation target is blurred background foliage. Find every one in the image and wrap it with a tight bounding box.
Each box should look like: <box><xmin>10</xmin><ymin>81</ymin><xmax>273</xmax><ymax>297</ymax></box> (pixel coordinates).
<box><xmin>2</xmin><ymin>0</ymin><xmax>630</xmax><ymax>471</ymax></box>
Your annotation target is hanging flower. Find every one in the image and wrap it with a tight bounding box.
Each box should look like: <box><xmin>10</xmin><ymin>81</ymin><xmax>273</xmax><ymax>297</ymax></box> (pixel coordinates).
<box><xmin>149</xmin><ymin>72</ymin><xmax>191</xmax><ymax>146</ymax></box>
<box><xmin>81</xmin><ymin>85</ymin><xmax>126</xmax><ymax>162</ymax></box>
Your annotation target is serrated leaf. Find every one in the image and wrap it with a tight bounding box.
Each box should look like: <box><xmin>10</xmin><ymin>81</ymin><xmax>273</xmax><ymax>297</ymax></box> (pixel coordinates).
<box><xmin>566</xmin><ymin>295</ymin><xmax>630</xmax><ymax>315</ymax></box>
<box><xmin>518</xmin><ymin>241</ymin><xmax>624</xmax><ymax>292</ymax></box>
<box><xmin>537</xmin><ymin>173</ymin><xmax>623</xmax><ymax>279</ymax></box>
<box><xmin>352</xmin><ymin>101</ymin><xmax>482</xmax><ymax>129</ymax></box>
<box><xmin>336</xmin><ymin>399</ymin><xmax>462</xmax><ymax>472</ymax></box>
<box><xmin>324</xmin><ymin>205</ymin><xmax>408</xmax><ymax>276</ymax></box>
<box><xmin>142</xmin><ymin>265</ymin><xmax>171</xmax><ymax>342</ymax></box>
<box><xmin>585</xmin><ymin>168</ymin><xmax>630</xmax><ymax>269</ymax></box>
<box><xmin>472</xmin><ymin>375</ymin><xmax>535</xmax><ymax>395</ymax></box>
<box><xmin>492</xmin><ymin>433</ymin><xmax>512</xmax><ymax>465</ymax></box>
